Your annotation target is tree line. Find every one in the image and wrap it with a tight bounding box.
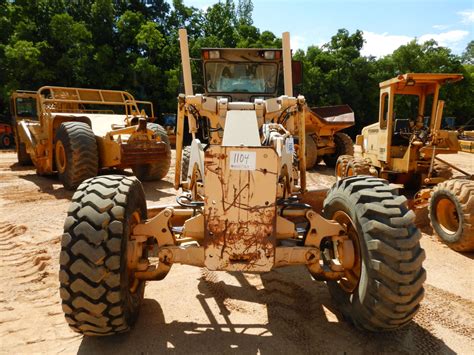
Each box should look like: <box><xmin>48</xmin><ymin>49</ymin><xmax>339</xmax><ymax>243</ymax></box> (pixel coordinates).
<box><xmin>1</xmin><ymin>0</ymin><xmax>472</xmax><ymax>134</ymax></box>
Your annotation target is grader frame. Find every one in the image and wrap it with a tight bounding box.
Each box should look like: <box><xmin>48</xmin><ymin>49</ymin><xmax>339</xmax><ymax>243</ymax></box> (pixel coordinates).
<box><xmin>59</xmin><ymin>30</ymin><xmax>425</xmax><ymax>336</ymax></box>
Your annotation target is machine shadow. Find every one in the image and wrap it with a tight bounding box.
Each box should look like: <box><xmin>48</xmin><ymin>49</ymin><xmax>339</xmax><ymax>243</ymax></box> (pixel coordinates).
<box><xmin>78</xmin><ymin>267</ymin><xmax>454</xmax><ymax>354</ymax></box>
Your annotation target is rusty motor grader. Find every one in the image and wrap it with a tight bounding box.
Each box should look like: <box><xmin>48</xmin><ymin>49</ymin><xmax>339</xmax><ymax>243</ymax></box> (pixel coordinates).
<box><xmin>11</xmin><ymin>87</ymin><xmax>170</xmax><ymax>189</ymax></box>
<box><xmin>59</xmin><ymin>30</ymin><xmax>425</xmax><ymax>336</ymax></box>
<box><xmin>336</xmin><ymin>73</ymin><xmax>473</xmax><ymax>251</ymax></box>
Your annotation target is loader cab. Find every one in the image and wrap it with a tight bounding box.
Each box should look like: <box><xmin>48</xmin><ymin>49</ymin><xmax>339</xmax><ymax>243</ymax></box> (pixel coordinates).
<box><xmin>367</xmin><ymin>73</ymin><xmax>463</xmax><ymax>164</ymax></box>
<box><xmin>10</xmin><ymin>91</ymin><xmax>38</xmax><ymax>122</ymax></box>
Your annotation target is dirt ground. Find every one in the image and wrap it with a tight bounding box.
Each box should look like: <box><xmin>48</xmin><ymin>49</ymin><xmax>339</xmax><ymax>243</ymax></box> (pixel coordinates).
<box><xmin>0</xmin><ymin>150</ymin><xmax>473</xmax><ymax>354</ymax></box>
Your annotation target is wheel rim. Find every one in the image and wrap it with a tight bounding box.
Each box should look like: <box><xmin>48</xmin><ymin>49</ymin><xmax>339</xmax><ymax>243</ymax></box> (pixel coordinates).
<box><xmin>3</xmin><ymin>136</ymin><xmax>10</xmax><ymax>147</ymax></box>
<box><xmin>55</xmin><ymin>141</ymin><xmax>67</xmax><ymax>173</ymax></box>
<box><xmin>332</xmin><ymin>210</ymin><xmax>362</xmax><ymax>293</ymax></box>
<box><xmin>346</xmin><ymin>166</ymin><xmax>354</xmax><ymax>177</ymax></box>
<box><xmin>336</xmin><ymin>161</ymin><xmax>344</xmax><ymax>180</ymax></box>
<box><xmin>435</xmin><ymin>197</ymin><xmax>460</xmax><ymax>235</ymax></box>
<box><xmin>128</xmin><ymin>211</ymin><xmax>142</xmax><ymax>294</ymax></box>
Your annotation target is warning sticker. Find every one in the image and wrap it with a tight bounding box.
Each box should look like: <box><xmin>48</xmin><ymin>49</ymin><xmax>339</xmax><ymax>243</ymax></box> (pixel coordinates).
<box><xmin>229</xmin><ymin>151</ymin><xmax>256</xmax><ymax>171</ymax></box>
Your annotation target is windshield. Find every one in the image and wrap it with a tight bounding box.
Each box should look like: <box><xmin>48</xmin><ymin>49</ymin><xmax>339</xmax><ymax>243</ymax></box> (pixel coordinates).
<box><xmin>15</xmin><ymin>97</ymin><xmax>37</xmax><ymax>119</ymax></box>
<box><xmin>205</xmin><ymin>62</ymin><xmax>278</xmax><ymax>94</ymax></box>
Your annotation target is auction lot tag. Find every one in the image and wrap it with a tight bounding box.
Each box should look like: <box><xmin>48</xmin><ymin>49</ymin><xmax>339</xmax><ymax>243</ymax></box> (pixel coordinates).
<box><xmin>229</xmin><ymin>151</ymin><xmax>256</xmax><ymax>170</ymax></box>
<box><xmin>285</xmin><ymin>137</ymin><xmax>295</xmax><ymax>154</ymax></box>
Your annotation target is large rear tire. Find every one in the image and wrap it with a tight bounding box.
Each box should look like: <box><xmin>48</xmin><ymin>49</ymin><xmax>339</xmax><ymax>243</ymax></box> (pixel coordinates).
<box><xmin>59</xmin><ymin>175</ymin><xmax>147</xmax><ymax>336</ymax></box>
<box><xmin>323</xmin><ymin>132</ymin><xmax>354</xmax><ymax>167</ymax></box>
<box><xmin>132</xmin><ymin>123</ymin><xmax>171</xmax><ymax>181</ymax></box>
<box><xmin>181</xmin><ymin>146</ymin><xmax>191</xmax><ymax>181</ymax></box>
<box><xmin>429</xmin><ymin>179</ymin><xmax>474</xmax><ymax>252</ymax></box>
<box><xmin>323</xmin><ymin>176</ymin><xmax>425</xmax><ymax>331</ymax></box>
<box><xmin>305</xmin><ymin>134</ymin><xmax>318</xmax><ymax>169</ymax></box>
<box><xmin>17</xmin><ymin>142</ymin><xmax>33</xmax><ymax>165</ymax></box>
<box><xmin>345</xmin><ymin>158</ymin><xmax>373</xmax><ymax>177</ymax></box>
<box><xmin>55</xmin><ymin>122</ymin><xmax>99</xmax><ymax>190</ymax></box>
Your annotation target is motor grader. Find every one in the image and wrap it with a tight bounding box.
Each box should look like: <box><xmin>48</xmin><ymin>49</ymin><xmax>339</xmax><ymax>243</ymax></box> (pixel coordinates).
<box><xmin>10</xmin><ymin>87</ymin><xmax>170</xmax><ymax>189</ymax></box>
<box><xmin>336</xmin><ymin>73</ymin><xmax>473</xmax><ymax>251</ymax></box>
<box><xmin>59</xmin><ymin>30</ymin><xmax>425</xmax><ymax>336</ymax></box>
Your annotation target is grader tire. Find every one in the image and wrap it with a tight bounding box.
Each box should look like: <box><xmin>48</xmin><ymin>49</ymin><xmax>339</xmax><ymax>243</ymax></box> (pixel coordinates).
<box><xmin>345</xmin><ymin>158</ymin><xmax>372</xmax><ymax>177</ymax></box>
<box><xmin>323</xmin><ymin>176</ymin><xmax>425</xmax><ymax>331</ymax></box>
<box><xmin>133</xmin><ymin>123</ymin><xmax>171</xmax><ymax>181</ymax></box>
<box><xmin>181</xmin><ymin>146</ymin><xmax>191</xmax><ymax>181</ymax></box>
<box><xmin>335</xmin><ymin>154</ymin><xmax>353</xmax><ymax>181</ymax></box>
<box><xmin>305</xmin><ymin>134</ymin><xmax>318</xmax><ymax>169</ymax></box>
<box><xmin>323</xmin><ymin>132</ymin><xmax>354</xmax><ymax>167</ymax></box>
<box><xmin>17</xmin><ymin>142</ymin><xmax>32</xmax><ymax>165</ymax></box>
<box><xmin>429</xmin><ymin>179</ymin><xmax>474</xmax><ymax>252</ymax></box>
<box><xmin>59</xmin><ymin>175</ymin><xmax>147</xmax><ymax>336</ymax></box>
<box><xmin>432</xmin><ymin>161</ymin><xmax>453</xmax><ymax>180</ymax></box>
<box><xmin>55</xmin><ymin>122</ymin><xmax>98</xmax><ymax>190</ymax></box>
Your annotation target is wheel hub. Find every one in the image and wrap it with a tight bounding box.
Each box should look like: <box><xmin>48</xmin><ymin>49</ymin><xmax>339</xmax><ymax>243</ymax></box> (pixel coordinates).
<box><xmin>435</xmin><ymin>197</ymin><xmax>460</xmax><ymax>235</ymax></box>
<box><xmin>55</xmin><ymin>141</ymin><xmax>67</xmax><ymax>173</ymax></box>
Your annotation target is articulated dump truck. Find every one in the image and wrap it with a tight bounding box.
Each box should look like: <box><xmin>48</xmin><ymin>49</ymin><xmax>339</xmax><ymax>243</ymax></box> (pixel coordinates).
<box><xmin>59</xmin><ymin>30</ymin><xmax>425</xmax><ymax>336</ymax></box>
<box><xmin>11</xmin><ymin>87</ymin><xmax>171</xmax><ymax>189</ymax></box>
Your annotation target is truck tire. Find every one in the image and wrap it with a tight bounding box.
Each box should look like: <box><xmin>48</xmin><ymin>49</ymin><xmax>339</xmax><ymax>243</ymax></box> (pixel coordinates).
<box><xmin>432</xmin><ymin>161</ymin><xmax>453</xmax><ymax>180</ymax></box>
<box><xmin>17</xmin><ymin>142</ymin><xmax>32</xmax><ymax>165</ymax></box>
<box><xmin>305</xmin><ymin>134</ymin><xmax>318</xmax><ymax>169</ymax></box>
<box><xmin>55</xmin><ymin>122</ymin><xmax>99</xmax><ymax>190</ymax></box>
<box><xmin>335</xmin><ymin>155</ymin><xmax>353</xmax><ymax>181</ymax></box>
<box><xmin>132</xmin><ymin>123</ymin><xmax>171</xmax><ymax>181</ymax></box>
<box><xmin>181</xmin><ymin>146</ymin><xmax>191</xmax><ymax>181</ymax></box>
<box><xmin>59</xmin><ymin>175</ymin><xmax>147</xmax><ymax>336</ymax></box>
<box><xmin>0</xmin><ymin>133</ymin><xmax>12</xmax><ymax>149</ymax></box>
<box><xmin>345</xmin><ymin>158</ymin><xmax>372</xmax><ymax>177</ymax></box>
<box><xmin>323</xmin><ymin>176</ymin><xmax>425</xmax><ymax>331</ymax></box>
<box><xmin>323</xmin><ymin>132</ymin><xmax>354</xmax><ymax>167</ymax></box>
<box><xmin>429</xmin><ymin>179</ymin><xmax>474</xmax><ymax>252</ymax></box>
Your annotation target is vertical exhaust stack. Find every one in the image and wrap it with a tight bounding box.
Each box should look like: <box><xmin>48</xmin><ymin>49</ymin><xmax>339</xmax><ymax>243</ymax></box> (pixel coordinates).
<box><xmin>282</xmin><ymin>32</ymin><xmax>293</xmax><ymax>97</ymax></box>
<box><xmin>179</xmin><ymin>28</ymin><xmax>193</xmax><ymax>96</ymax></box>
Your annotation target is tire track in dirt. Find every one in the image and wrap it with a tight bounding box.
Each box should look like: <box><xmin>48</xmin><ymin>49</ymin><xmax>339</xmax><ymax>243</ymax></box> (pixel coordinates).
<box><xmin>0</xmin><ymin>221</ymin><xmax>77</xmax><ymax>349</ymax></box>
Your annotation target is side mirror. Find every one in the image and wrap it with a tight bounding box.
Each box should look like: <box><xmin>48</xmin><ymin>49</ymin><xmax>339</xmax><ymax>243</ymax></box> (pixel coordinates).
<box><xmin>292</xmin><ymin>60</ymin><xmax>303</xmax><ymax>86</ymax></box>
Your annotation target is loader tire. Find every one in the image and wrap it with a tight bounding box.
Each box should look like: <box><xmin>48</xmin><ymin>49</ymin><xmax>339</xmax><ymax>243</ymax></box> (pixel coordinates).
<box><xmin>335</xmin><ymin>154</ymin><xmax>353</xmax><ymax>181</ymax></box>
<box><xmin>429</xmin><ymin>179</ymin><xmax>474</xmax><ymax>252</ymax></box>
<box><xmin>305</xmin><ymin>134</ymin><xmax>318</xmax><ymax>169</ymax></box>
<box><xmin>55</xmin><ymin>122</ymin><xmax>98</xmax><ymax>190</ymax></box>
<box><xmin>17</xmin><ymin>142</ymin><xmax>32</xmax><ymax>165</ymax></box>
<box><xmin>181</xmin><ymin>146</ymin><xmax>191</xmax><ymax>181</ymax></box>
<box><xmin>432</xmin><ymin>161</ymin><xmax>453</xmax><ymax>180</ymax></box>
<box><xmin>132</xmin><ymin>123</ymin><xmax>171</xmax><ymax>181</ymax></box>
<box><xmin>59</xmin><ymin>175</ymin><xmax>147</xmax><ymax>336</ymax></box>
<box><xmin>0</xmin><ymin>133</ymin><xmax>12</xmax><ymax>149</ymax></box>
<box><xmin>345</xmin><ymin>158</ymin><xmax>372</xmax><ymax>177</ymax></box>
<box><xmin>323</xmin><ymin>176</ymin><xmax>425</xmax><ymax>331</ymax></box>
<box><xmin>323</xmin><ymin>132</ymin><xmax>354</xmax><ymax>167</ymax></box>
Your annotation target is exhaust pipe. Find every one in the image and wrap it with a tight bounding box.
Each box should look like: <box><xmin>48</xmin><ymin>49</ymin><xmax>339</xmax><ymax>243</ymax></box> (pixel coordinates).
<box><xmin>282</xmin><ymin>32</ymin><xmax>293</xmax><ymax>97</ymax></box>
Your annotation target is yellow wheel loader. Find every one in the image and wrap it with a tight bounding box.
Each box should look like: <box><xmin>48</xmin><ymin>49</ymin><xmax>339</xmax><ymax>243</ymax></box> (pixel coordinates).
<box><xmin>10</xmin><ymin>87</ymin><xmax>171</xmax><ymax>189</ymax></box>
<box><xmin>337</xmin><ymin>73</ymin><xmax>473</xmax><ymax>251</ymax></box>
<box><xmin>59</xmin><ymin>30</ymin><xmax>425</xmax><ymax>336</ymax></box>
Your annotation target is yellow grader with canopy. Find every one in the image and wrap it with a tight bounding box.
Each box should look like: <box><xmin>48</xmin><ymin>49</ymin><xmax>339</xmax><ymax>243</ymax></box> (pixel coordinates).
<box><xmin>336</xmin><ymin>73</ymin><xmax>473</xmax><ymax>251</ymax></box>
<box><xmin>59</xmin><ymin>30</ymin><xmax>425</xmax><ymax>335</ymax></box>
<box><xmin>11</xmin><ymin>87</ymin><xmax>170</xmax><ymax>189</ymax></box>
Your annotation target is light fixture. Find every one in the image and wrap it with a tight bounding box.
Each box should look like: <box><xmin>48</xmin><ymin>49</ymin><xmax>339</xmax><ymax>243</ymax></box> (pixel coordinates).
<box><xmin>209</xmin><ymin>50</ymin><xmax>220</xmax><ymax>59</ymax></box>
<box><xmin>406</xmin><ymin>78</ymin><xmax>416</xmax><ymax>86</ymax></box>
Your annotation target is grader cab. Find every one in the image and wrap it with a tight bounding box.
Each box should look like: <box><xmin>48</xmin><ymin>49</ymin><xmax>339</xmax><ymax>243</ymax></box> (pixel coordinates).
<box><xmin>11</xmin><ymin>87</ymin><xmax>170</xmax><ymax>189</ymax></box>
<box><xmin>59</xmin><ymin>30</ymin><xmax>425</xmax><ymax>336</ymax></box>
<box><xmin>336</xmin><ymin>73</ymin><xmax>474</xmax><ymax>251</ymax></box>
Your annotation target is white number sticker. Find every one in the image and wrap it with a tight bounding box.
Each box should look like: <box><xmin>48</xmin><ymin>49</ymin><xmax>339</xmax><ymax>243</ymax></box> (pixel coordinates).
<box><xmin>229</xmin><ymin>151</ymin><xmax>256</xmax><ymax>170</ymax></box>
<box><xmin>285</xmin><ymin>137</ymin><xmax>295</xmax><ymax>154</ymax></box>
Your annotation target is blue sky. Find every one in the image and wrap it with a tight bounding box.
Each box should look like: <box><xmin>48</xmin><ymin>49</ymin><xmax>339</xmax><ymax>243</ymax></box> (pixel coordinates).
<box><xmin>178</xmin><ymin>0</ymin><xmax>473</xmax><ymax>57</ymax></box>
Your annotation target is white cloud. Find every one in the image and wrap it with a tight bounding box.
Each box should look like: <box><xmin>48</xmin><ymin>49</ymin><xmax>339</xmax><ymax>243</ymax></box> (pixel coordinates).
<box><xmin>419</xmin><ymin>30</ymin><xmax>470</xmax><ymax>47</ymax></box>
<box><xmin>361</xmin><ymin>31</ymin><xmax>412</xmax><ymax>57</ymax></box>
<box><xmin>292</xmin><ymin>35</ymin><xmax>309</xmax><ymax>51</ymax></box>
<box><xmin>361</xmin><ymin>30</ymin><xmax>470</xmax><ymax>57</ymax></box>
<box><xmin>433</xmin><ymin>24</ymin><xmax>450</xmax><ymax>30</ymax></box>
<box><xmin>458</xmin><ymin>9</ymin><xmax>474</xmax><ymax>23</ymax></box>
